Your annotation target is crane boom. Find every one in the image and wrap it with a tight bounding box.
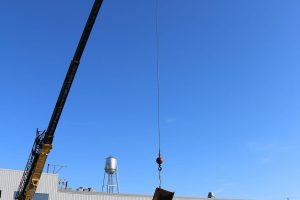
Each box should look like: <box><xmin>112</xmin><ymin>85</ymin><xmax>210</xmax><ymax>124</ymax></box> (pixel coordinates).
<box><xmin>15</xmin><ymin>1</ymin><xmax>103</xmax><ymax>199</ymax></box>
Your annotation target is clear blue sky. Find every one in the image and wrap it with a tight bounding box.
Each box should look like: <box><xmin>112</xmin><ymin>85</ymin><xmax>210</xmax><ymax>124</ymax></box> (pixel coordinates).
<box><xmin>0</xmin><ymin>1</ymin><xmax>300</xmax><ymax>200</ymax></box>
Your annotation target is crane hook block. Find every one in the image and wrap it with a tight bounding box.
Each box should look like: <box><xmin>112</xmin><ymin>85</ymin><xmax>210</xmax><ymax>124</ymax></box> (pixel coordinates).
<box><xmin>152</xmin><ymin>187</ymin><xmax>174</xmax><ymax>200</ymax></box>
<box><xmin>156</xmin><ymin>156</ymin><xmax>163</xmax><ymax>165</ymax></box>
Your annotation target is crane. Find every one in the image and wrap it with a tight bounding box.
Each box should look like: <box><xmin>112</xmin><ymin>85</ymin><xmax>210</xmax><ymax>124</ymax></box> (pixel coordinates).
<box><xmin>15</xmin><ymin>1</ymin><xmax>103</xmax><ymax>199</ymax></box>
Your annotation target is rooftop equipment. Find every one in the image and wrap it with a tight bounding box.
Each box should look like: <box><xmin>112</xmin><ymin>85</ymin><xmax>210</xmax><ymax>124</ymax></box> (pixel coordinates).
<box><xmin>208</xmin><ymin>192</ymin><xmax>215</xmax><ymax>198</ymax></box>
<box><xmin>152</xmin><ymin>188</ymin><xmax>175</xmax><ymax>200</ymax></box>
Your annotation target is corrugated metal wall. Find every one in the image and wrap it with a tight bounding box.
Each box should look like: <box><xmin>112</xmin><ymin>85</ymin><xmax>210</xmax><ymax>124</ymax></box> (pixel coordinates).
<box><xmin>0</xmin><ymin>169</ymin><xmax>58</xmax><ymax>200</ymax></box>
<box><xmin>0</xmin><ymin>169</ymin><xmax>236</xmax><ymax>200</ymax></box>
<box><xmin>57</xmin><ymin>191</ymin><xmax>209</xmax><ymax>200</ymax></box>
<box><xmin>0</xmin><ymin>169</ymin><xmax>21</xmax><ymax>199</ymax></box>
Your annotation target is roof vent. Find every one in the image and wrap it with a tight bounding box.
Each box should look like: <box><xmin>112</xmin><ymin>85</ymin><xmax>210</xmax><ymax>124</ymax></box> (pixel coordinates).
<box><xmin>208</xmin><ymin>192</ymin><xmax>215</xmax><ymax>198</ymax></box>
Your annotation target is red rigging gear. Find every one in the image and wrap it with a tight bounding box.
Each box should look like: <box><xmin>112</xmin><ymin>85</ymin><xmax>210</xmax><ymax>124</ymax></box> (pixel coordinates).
<box><xmin>156</xmin><ymin>156</ymin><xmax>163</xmax><ymax>166</ymax></box>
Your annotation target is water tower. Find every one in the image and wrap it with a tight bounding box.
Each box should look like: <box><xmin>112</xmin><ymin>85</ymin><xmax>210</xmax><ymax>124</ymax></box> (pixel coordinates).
<box><xmin>101</xmin><ymin>156</ymin><xmax>119</xmax><ymax>193</ymax></box>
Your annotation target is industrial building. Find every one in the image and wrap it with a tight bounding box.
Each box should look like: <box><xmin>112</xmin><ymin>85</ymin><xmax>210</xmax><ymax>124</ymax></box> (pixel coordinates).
<box><xmin>0</xmin><ymin>169</ymin><xmax>237</xmax><ymax>200</ymax></box>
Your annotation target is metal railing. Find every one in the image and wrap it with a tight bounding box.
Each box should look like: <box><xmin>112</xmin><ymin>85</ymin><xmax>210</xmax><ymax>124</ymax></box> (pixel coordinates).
<box><xmin>15</xmin><ymin>130</ymin><xmax>46</xmax><ymax>200</ymax></box>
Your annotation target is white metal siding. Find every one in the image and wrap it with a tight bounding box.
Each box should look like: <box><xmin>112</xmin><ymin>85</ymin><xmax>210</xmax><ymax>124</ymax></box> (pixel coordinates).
<box><xmin>57</xmin><ymin>191</ymin><xmax>236</xmax><ymax>200</ymax></box>
<box><xmin>57</xmin><ymin>191</ymin><xmax>210</xmax><ymax>200</ymax></box>
<box><xmin>0</xmin><ymin>169</ymin><xmax>58</xmax><ymax>200</ymax></box>
<box><xmin>0</xmin><ymin>169</ymin><xmax>21</xmax><ymax>199</ymax></box>
<box><xmin>0</xmin><ymin>169</ymin><xmax>239</xmax><ymax>200</ymax></box>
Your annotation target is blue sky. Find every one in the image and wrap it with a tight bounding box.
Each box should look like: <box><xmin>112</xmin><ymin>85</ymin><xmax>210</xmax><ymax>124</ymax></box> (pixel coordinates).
<box><xmin>1</xmin><ymin>0</ymin><xmax>300</xmax><ymax>200</ymax></box>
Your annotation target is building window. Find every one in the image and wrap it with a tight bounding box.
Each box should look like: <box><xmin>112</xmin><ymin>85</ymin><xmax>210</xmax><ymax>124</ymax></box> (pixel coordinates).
<box><xmin>13</xmin><ymin>192</ymin><xmax>48</xmax><ymax>200</ymax></box>
<box><xmin>34</xmin><ymin>193</ymin><xmax>49</xmax><ymax>200</ymax></box>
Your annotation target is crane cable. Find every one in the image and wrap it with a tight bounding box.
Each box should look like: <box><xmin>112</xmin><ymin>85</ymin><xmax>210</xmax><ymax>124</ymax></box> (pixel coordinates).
<box><xmin>155</xmin><ymin>0</ymin><xmax>163</xmax><ymax>189</ymax></box>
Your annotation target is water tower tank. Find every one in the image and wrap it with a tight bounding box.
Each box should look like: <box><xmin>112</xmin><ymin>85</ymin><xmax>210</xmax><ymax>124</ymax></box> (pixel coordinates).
<box><xmin>104</xmin><ymin>156</ymin><xmax>117</xmax><ymax>174</ymax></box>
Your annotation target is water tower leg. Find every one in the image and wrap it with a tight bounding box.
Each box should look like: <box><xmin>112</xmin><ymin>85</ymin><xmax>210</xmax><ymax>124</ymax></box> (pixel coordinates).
<box><xmin>116</xmin><ymin>172</ymin><xmax>119</xmax><ymax>194</ymax></box>
<box><xmin>102</xmin><ymin>172</ymin><xmax>106</xmax><ymax>192</ymax></box>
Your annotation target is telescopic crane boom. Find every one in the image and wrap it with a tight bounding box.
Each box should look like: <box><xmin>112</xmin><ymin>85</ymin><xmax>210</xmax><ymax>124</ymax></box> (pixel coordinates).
<box><xmin>15</xmin><ymin>1</ymin><xmax>103</xmax><ymax>199</ymax></box>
